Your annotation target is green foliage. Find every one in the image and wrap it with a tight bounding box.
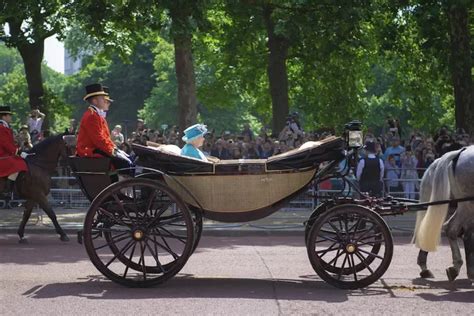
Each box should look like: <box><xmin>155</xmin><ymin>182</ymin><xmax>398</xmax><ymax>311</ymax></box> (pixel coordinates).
<box><xmin>62</xmin><ymin>43</ymin><xmax>155</xmax><ymax>128</ymax></box>
<box><xmin>0</xmin><ymin>59</ymin><xmax>72</xmax><ymax>133</ymax></box>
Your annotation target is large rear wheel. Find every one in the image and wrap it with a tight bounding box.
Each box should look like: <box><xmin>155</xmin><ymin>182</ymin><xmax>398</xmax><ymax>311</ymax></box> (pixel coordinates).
<box><xmin>83</xmin><ymin>178</ymin><xmax>194</xmax><ymax>287</ymax></box>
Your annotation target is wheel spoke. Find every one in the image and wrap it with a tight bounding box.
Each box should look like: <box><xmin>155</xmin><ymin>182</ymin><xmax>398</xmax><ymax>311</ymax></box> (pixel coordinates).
<box><xmin>98</xmin><ymin>207</ymin><xmax>129</xmax><ymax>227</ymax></box>
<box><xmin>355</xmin><ymin>251</ymin><xmax>374</xmax><ymax>274</ymax></box>
<box><xmin>349</xmin><ymin>254</ymin><xmax>358</xmax><ymax>282</ymax></box>
<box><xmin>358</xmin><ymin>248</ymin><xmax>384</xmax><ymax>260</ymax></box>
<box><xmin>314</xmin><ymin>235</ymin><xmax>338</xmax><ymax>243</ymax></box>
<box><xmin>123</xmin><ymin>242</ymin><xmax>137</xmax><ymax>278</ymax></box>
<box><xmin>105</xmin><ymin>239</ymin><xmax>135</xmax><ymax>268</ymax></box>
<box><xmin>94</xmin><ymin>233</ymin><xmax>130</xmax><ymax>251</ymax></box>
<box><xmin>92</xmin><ymin>227</ymin><xmax>130</xmax><ymax>234</ymax></box>
<box><xmin>355</xmin><ymin>223</ymin><xmax>377</xmax><ymax>242</ymax></box>
<box><xmin>315</xmin><ymin>242</ymin><xmax>339</xmax><ymax>257</ymax></box>
<box><xmin>327</xmin><ymin>220</ymin><xmax>344</xmax><ymax>240</ymax></box>
<box><xmin>146</xmin><ymin>190</ymin><xmax>158</xmax><ymax>214</ymax></box>
<box><xmin>327</xmin><ymin>246</ymin><xmax>344</xmax><ymax>265</ymax></box>
<box><xmin>112</xmin><ymin>194</ymin><xmax>136</xmax><ymax>224</ymax></box>
<box><xmin>357</xmin><ymin>232</ymin><xmax>382</xmax><ymax>242</ymax></box>
<box><xmin>147</xmin><ymin>236</ymin><xmax>180</xmax><ymax>259</ymax></box>
<box><xmin>343</xmin><ymin>215</ymin><xmax>350</xmax><ymax>234</ymax></box>
<box><xmin>145</xmin><ymin>204</ymin><xmax>172</xmax><ymax>229</ymax></box>
<box><xmin>337</xmin><ymin>254</ymin><xmax>348</xmax><ymax>280</ymax></box>
<box><xmin>156</xmin><ymin>213</ymin><xmax>185</xmax><ymax>226</ymax></box>
<box><xmin>152</xmin><ymin>226</ymin><xmax>188</xmax><ymax>244</ymax></box>
<box><xmin>348</xmin><ymin>217</ymin><xmax>362</xmax><ymax>236</ymax></box>
<box><xmin>144</xmin><ymin>240</ymin><xmax>166</xmax><ymax>273</ymax></box>
<box><xmin>357</xmin><ymin>239</ymin><xmax>384</xmax><ymax>247</ymax></box>
<box><xmin>139</xmin><ymin>241</ymin><xmax>147</xmax><ymax>281</ymax></box>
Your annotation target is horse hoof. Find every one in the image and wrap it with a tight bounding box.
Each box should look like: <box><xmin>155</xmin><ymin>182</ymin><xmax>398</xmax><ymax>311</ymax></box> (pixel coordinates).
<box><xmin>60</xmin><ymin>235</ymin><xmax>70</xmax><ymax>242</ymax></box>
<box><xmin>446</xmin><ymin>267</ymin><xmax>459</xmax><ymax>282</ymax></box>
<box><xmin>420</xmin><ymin>270</ymin><xmax>434</xmax><ymax>278</ymax></box>
<box><xmin>18</xmin><ymin>238</ymin><xmax>28</xmax><ymax>244</ymax></box>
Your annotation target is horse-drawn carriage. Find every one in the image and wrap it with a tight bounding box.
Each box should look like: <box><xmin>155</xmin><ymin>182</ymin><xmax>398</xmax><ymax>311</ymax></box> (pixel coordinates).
<box><xmin>67</xmin><ymin>122</ymin><xmax>403</xmax><ymax>290</ymax></box>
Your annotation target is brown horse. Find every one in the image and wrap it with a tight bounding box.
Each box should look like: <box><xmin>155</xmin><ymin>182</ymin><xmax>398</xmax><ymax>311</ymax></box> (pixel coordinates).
<box><xmin>0</xmin><ymin>134</ymin><xmax>69</xmax><ymax>243</ymax></box>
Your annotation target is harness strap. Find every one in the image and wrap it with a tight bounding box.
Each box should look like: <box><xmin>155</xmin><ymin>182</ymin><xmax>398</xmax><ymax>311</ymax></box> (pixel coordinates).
<box><xmin>451</xmin><ymin>147</ymin><xmax>466</xmax><ymax>175</ymax></box>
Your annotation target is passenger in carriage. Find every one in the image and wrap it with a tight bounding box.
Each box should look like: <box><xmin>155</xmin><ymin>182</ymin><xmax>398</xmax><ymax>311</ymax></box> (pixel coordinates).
<box><xmin>76</xmin><ymin>83</ymin><xmax>133</xmax><ymax>170</ymax></box>
<box><xmin>180</xmin><ymin>124</ymin><xmax>209</xmax><ymax>162</ymax></box>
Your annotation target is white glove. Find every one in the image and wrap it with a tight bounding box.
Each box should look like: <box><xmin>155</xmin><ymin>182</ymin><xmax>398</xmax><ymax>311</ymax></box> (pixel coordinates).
<box><xmin>20</xmin><ymin>152</ymin><xmax>28</xmax><ymax>159</ymax></box>
<box><xmin>115</xmin><ymin>149</ymin><xmax>132</xmax><ymax>165</ymax></box>
<box><xmin>116</xmin><ymin>148</ymin><xmax>130</xmax><ymax>158</ymax></box>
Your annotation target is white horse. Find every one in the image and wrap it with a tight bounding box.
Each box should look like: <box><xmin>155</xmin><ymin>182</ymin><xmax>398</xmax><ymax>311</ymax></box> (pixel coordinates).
<box><xmin>413</xmin><ymin>146</ymin><xmax>474</xmax><ymax>282</ymax></box>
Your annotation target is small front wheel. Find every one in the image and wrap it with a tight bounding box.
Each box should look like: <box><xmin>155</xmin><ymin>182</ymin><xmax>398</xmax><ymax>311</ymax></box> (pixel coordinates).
<box><xmin>306</xmin><ymin>204</ymin><xmax>393</xmax><ymax>289</ymax></box>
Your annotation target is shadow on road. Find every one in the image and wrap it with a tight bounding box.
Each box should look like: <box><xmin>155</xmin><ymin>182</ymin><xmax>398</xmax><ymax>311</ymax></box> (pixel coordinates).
<box><xmin>22</xmin><ymin>275</ymin><xmax>388</xmax><ymax>302</ymax></box>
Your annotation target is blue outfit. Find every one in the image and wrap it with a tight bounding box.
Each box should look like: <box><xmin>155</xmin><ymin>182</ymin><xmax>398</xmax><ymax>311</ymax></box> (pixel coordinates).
<box><xmin>383</xmin><ymin>145</ymin><xmax>405</xmax><ymax>167</ymax></box>
<box><xmin>181</xmin><ymin>144</ymin><xmax>207</xmax><ymax>161</ymax></box>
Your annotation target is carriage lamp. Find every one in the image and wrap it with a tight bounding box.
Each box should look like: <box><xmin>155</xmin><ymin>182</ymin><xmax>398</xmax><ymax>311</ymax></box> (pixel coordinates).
<box><xmin>345</xmin><ymin>120</ymin><xmax>363</xmax><ymax>148</ymax></box>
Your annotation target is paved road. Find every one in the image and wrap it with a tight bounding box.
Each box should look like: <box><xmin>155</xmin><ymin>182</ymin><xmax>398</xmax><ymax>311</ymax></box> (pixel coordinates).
<box><xmin>0</xmin><ymin>234</ymin><xmax>472</xmax><ymax>315</ymax></box>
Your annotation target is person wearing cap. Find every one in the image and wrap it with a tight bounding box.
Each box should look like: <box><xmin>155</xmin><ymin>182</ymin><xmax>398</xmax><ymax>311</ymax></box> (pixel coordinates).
<box><xmin>356</xmin><ymin>141</ymin><xmax>384</xmax><ymax>197</ymax></box>
<box><xmin>180</xmin><ymin>124</ymin><xmax>208</xmax><ymax>161</ymax></box>
<box><xmin>76</xmin><ymin>83</ymin><xmax>132</xmax><ymax>169</ymax></box>
<box><xmin>0</xmin><ymin>106</ymin><xmax>28</xmax><ymax>192</ymax></box>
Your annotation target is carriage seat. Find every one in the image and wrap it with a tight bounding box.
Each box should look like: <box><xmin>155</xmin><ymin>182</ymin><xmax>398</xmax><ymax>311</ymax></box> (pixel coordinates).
<box><xmin>68</xmin><ymin>156</ymin><xmax>113</xmax><ymax>201</ymax></box>
<box><xmin>132</xmin><ymin>136</ymin><xmax>345</xmax><ymax>175</ymax></box>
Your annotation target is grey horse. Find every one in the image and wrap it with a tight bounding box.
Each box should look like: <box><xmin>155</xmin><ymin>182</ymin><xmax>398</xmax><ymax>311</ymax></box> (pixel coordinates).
<box><xmin>414</xmin><ymin>146</ymin><xmax>474</xmax><ymax>282</ymax></box>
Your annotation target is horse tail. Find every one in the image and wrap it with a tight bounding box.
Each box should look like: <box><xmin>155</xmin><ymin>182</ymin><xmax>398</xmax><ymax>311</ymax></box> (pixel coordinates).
<box><xmin>411</xmin><ymin>159</ymin><xmax>437</xmax><ymax>244</ymax></box>
<box><xmin>415</xmin><ymin>150</ymin><xmax>460</xmax><ymax>252</ymax></box>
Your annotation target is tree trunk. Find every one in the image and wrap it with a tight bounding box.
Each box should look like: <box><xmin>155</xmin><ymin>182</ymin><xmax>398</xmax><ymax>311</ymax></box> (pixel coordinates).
<box><xmin>447</xmin><ymin>4</ymin><xmax>473</xmax><ymax>135</ymax></box>
<box><xmin>263</xmin><ymin>5</ymin><xmax>290</xmax><ymax>136</ymax></box>
<box><xmin>173</xmin><ymin>33</ymin><xmax>198</xmax><ymax>139</ymax></box>
<box><xmin>17</xmin><ymin>41</ymin><xmax>48</xmax><ymax>131</ymax></box>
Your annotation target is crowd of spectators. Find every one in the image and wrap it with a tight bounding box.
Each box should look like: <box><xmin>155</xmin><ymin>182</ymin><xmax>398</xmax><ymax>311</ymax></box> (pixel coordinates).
<box><xmin>121</xmin><ymin>115</ymin><xmax>472</xmax><ymax>198</ymax></box>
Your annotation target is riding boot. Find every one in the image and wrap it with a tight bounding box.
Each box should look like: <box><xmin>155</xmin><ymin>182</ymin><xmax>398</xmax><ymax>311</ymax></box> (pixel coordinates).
<box><xmin>4</xmin><ymin>179</ymin><xmax>15</xmax><ymax>194</ymax></box>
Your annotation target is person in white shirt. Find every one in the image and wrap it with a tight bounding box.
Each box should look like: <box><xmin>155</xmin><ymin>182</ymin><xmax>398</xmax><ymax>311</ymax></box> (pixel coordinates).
<box><xmin>27</xmin><ymin>107</ymin><xmax>45</xmax><ymax>143</ymax></box>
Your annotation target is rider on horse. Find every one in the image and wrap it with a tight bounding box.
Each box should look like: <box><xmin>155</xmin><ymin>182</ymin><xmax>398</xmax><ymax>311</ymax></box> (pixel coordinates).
<box><xmin>0</xmin><ymin>106</ymin><xmax>28</xmax><ymax>192</ymax></box>
<box><xmin>76</xmin><ymin>83</ymin><xmax>132</xmax><ymax>170</ymax></box>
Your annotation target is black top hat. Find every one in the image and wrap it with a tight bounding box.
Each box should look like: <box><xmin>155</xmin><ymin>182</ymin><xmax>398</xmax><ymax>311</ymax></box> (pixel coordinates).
<box><xmin>0</xmin><ymin>106</ymin><xmax>13</xmax><ymax>115</ymax></box>
<box><xmin>102</xmin><ymin>86</ymin><xmax>114</xmax><ymax>102</ymax></box>
<box><xmin>83</xmin><ymin>83</ymin><xmax>109</xmax><ymax>101</ymax></box>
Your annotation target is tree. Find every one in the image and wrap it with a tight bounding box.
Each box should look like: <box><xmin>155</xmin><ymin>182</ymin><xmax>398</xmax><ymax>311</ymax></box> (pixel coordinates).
<box><xmin>71</xmin><ymin>0</ymin><xmax>209</xmax><ymax>135</ymax></box>
<box><xmin>0</xmin><ymin>0</ymin><xmax>71</xmax><ymax>130</ymax></box>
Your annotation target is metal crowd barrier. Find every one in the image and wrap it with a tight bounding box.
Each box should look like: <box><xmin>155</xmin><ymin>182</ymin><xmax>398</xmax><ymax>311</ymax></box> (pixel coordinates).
<box><xmin>0</xmin><ymin>166</ymin><xmax>426</xmax><ymax>211</ymax></box>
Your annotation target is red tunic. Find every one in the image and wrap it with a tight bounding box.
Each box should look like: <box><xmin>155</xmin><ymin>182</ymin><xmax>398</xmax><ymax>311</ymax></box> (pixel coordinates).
<box><xmin>0</xmin><ymin>124</ymin><xmax>28</xmax><ymax>177</ymax></box>
<box><xmin>76</xmin><ymin>107</ymin><xmax>116</xmax><ymax>158</ymax></box>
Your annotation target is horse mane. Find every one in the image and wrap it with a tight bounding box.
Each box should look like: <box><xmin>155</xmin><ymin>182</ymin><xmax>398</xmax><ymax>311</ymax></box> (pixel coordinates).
<box><xmin>28</xmin><ymin>134</ymin><xmax>65</xmax><ymax>154</ymax></box>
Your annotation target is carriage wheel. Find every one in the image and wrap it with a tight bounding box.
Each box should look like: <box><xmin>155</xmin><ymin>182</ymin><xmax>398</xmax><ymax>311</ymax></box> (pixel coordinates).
<box><xmin>305</xmin><ymin>201</ymin><xmax>334</xmax><ymax>245</ymax></box>
<box><xmin>136</xmin><ymin>173</ymin><xmax>202</xmax><ymax>253</ymax></box>
<box><xmin>306</xmin><ymin>204</ymin><xmax>393</xmax><ymax>289</ymax></box>
<box><xmin>190</xmin><ymin>208</ymin><xmax>203</xmax><ymax>253</ymax></box>
<box><xmin>83</xmin><ymin>178</ymin><xmax>194</xmax><ymax>287</ymax></box>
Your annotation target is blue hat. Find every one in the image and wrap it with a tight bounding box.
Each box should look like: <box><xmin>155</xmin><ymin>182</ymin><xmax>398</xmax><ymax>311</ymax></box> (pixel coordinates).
<box><xmin>182</xmin><ymin>124</ymin><xmax>208</xmax><ymax>142</ymax></box>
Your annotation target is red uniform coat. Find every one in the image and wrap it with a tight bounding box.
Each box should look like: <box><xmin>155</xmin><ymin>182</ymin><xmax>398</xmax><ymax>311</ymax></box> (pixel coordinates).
<box><xmin>76</xmin><ymin>107</ymin><xmax>115</xmax><ymax>158</ymax></box>
<box><xmin>0</xmin><ymin>124</ymin><xmax>28</xmax><ymax>177</ymax></box>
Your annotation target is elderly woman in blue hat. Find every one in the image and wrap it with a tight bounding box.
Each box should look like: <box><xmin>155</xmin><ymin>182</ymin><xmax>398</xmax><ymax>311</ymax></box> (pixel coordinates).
<box><xmin>181</xmin><ymin>124</ymin><xmax>208</xmax><ymax>161</ymax></box>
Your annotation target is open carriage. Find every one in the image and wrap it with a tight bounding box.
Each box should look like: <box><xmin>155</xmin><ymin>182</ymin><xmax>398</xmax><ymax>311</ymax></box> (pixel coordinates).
<box><xmin>69</xmin><ymin>124</ymin><xmax>396</xmax><ymax>290</ymax></box>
